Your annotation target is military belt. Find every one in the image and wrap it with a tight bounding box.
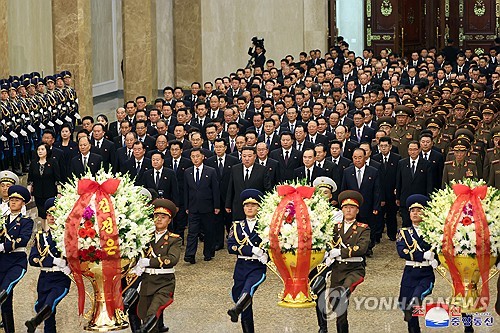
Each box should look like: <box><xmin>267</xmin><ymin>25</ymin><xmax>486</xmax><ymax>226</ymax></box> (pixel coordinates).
<box><xmin>41</xmin><ymin>266</ymin><xmax>63</xmax><ymax>272</ymax></box>
<box><xmin>144</xmin><ymin>268</ymin><xmax>175</xmax><ymax>275</ymax></box>
<box><xmin>237</xmin><ymin>255</ymin><xmax>260</xmax><ymax>261</ymax></box>
<box><xmin>405</xmin><ymin>260</ymin><xmax>431</xmax><ymax>267</ymax></box>
<box><xmin>336</xmin><ymin>257</ymin><xmax>363</xmax><ymax>263</ymax></box>
<box><xmin>11</xmin><ymin>247</ymin><xmax>26</xmax><ymax>253</ymax></box>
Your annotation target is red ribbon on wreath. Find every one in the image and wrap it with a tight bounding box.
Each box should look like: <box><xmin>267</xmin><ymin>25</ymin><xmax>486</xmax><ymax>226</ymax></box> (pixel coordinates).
<box><xmin>442</xmin><ymin>184</ymin><xmax>490</xmax><ymax>306</ymax></box>
<box><xmin>269</xmin><ymin>185</ymin><xmax>315</xmax><ymax>299</ymax></box>
<box><xmin>65</xmin><ymin>178</ymin><xmax>122</xmax><ymax>316</ymax></box>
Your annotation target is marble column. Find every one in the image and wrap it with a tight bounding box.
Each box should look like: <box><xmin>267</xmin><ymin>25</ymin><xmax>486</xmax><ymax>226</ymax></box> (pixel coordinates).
<box><xmin>52</xmin><ymin>0</ymin><xmax>93</xmax><ymax>117</ymax></box>
<box><xmin>173</xmin><ymin>0</ymin><xmax>202</xmax><ymax>88</ymax></box>
<box><xmin>0</xmin><ymin>0</ymin><xmax>9</xmax><ymax>78</ymax></box>
<box><xmin>122</xmin><ymin>0</ymin><xmax>158</xmax><ymax>102</ymax></box>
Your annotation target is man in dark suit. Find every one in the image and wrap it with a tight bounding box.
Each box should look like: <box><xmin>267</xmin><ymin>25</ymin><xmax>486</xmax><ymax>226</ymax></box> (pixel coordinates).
<box><xmin>396</xmin><ymin>141</ymin><xmax>434</xmax><ymax>227</ymax></box>
<box><xmin>293</xmin><ymin>124</ymin><xmax>315</xmax><ymax>152</ymax></box>
<box><xmin>341</xmin><ymin>148</ymin><xmax>380</xmax><ymax>256</ymax></box>
<box><xmin>113</xmin><ymin>119</ymin><xmax>132</xmax><ymax>149</ymax></box>
<box><xmin>255</xmin><ymin>142</ymin><xmax>279</xmax><ymax>189</ymax></box>
<box><xmin>419</xmin><ymin>132</ymin><xmax>445</xmax><ymax>191</ymax></box>
<box><xmin>140</xmin><ymin>151</ymin><xmax>179</xmax><ymax>206</ymax></box>
<box><xmin>372</xmin><ymin>136</ymin><xmax>401</xmax><ymax>242</ymax></box>
<box><xmin>123</xmin><ymin>141</ymin><xmax>152</xmax><ymax>186</ymax></box>
<box><xmin>135</xmin><ymin>120</ymin><xmax>156</xmax><ymax>152</ymax></box>
<box><xmin>108</xmin><ymin>107</ymin><xmax>126</xmax><ymax>140</ymax></box>
<box><xmin>183</xmin><ymin>148</ymin><xmax>220</xmax><ymax>263</ymax></box>
<box><xmin>257</xmin><ymin>118</ymin><xmax>280</xmax><ymax>151</ymax></box>
<box><xmin>305</xmin><ymin>120</ymin><xmax>329</xmax><ymax>146</ymax></box>
<box><xmin>226</xmin><ymin>146</ymin><xmax>271</xmax><ymax>221</ymax></box>
<box><xmin>206</xmin><ymin>138</ymin><xmax>240</xmax><ymax>250</ymax></box>
<box><xmin>91</xmin><ymin>123</ymin><xmax>116</xmax><ymax>172</ymax></box>
<box><xmin>335</xmin><ymin>125</ymin><xmax>358</xmax><ymax>160</ymax></box>
<box><xmin>165</xmin><ymin>140</ymin><xmax>193</xmax><ymax>240</ymax></box>
<box><xmin>69</xmin><ymin>136</ymin><xmax>103</xmax><ymax>178</ymax></box>
<box><xmin>293</xmin><ymin>148</ymin><xmax>327</xmax><ymax>186</ymax></box>
<box><xmin>115</xmin><ymin>132</ymin><xmax>137</xmax><ymax>174</ymax></box>
<box><xmin>350</xmin><ymin>111</ymin><xmax>375</xmax><ymax>144</ymax></box>
<box><xmin>269</xmin><ymin>132</ymin><xmax>303</xmax><ymax>183</ymax></box>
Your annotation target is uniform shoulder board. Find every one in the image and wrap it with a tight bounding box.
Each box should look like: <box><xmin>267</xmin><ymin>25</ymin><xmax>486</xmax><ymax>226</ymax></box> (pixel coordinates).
<box><xmin>442</xmin><ymin>136</ymin><xmax>450</xmax><ymax>142</ymax></box>
<box><xmin>356</xmin><ymin>222</ymin><xmax>368</xmax><ymax>228</ymax></box>
<box><xmin>392</xmin><ymin>138</ymin><xmax>401</xmax><ymax>143</ymax></box>
<box><xmin>408</xmin><ymin>124</ymin><xmax>417</xmax><ymax>129</ymax></box>
<box><xmin>399</xmin><ymin>227</ymin><xmax>409</xmax><ymax>231</ymax></box>
<box><xmin>492</xmin><ymin>159</ymin><xmax>500</xmax><ymax>165</ymax></box>
<box><xmin>487</xmin><ymin>147</ymin><xmax>496</xmax><ymax>152</ymax></box>
<box><xmin>467</xmin><ymin>160</ymin><xmax>476</xmax><ymax>164</ymax></box>
<box><xmin>234</xmin><ymin>220</ymin><xmax>245</xmax><ymax>224</ymax></box>
<box><xmin>445</xmin><ymin>161</ymin><xmax>453</xmax><ymax>165</ymax></box>
<box><xmin>168</xmin><ymin>232</ymin><xmax>180</xmax><ymax>238</ymax></box>
<box><xmin>470</xmin><ymin>151</ymin><xmax>478</xmax><ymax>156</ymax></box>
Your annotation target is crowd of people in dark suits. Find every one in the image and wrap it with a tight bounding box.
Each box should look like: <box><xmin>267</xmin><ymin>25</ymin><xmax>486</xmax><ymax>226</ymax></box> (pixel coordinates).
<box><xmin>1</xmin><ymin>35</ymin><xmax>500</xmax><ymax>332</ymax></box>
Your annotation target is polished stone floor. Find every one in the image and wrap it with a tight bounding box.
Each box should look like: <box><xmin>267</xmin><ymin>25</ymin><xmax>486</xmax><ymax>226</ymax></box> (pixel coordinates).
<box><xmin>10</xmin><ymin>209</ymin><xmax>500</xmax><ymax>332</ymax></box>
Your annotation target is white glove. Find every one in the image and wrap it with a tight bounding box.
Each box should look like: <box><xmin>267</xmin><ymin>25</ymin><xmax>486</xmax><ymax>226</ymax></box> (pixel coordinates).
<box><xmin>138</xmin><ymin>258</ymin><xmax>150</xmax><ymax>268</ymax></box>
<box><xmin>423</xmin><ymin>251</ymin><xmax>435</xmax><ymax>261</ymax></box>
<box><xmin>0</xmin><ymin>243</ymin><xmax>4</xmax><ymax>252</ymax></box>
<box><xmin>39</xmin><ymin>123</ymin><xmax>46</xmax><ymax>130</ymax></box>
<box><xmin>325</xmin><ymin>256</ymin><xmax>335</xmax><ymax>267</ymax></box>
<box><xmin>496</xmin><ymin>262</ymin><xmax>500</xmax><ymax>270</ymax></box>
<box><xmin>332</xmin><ymin>210</ymin><xmax>344</xmax><ymax>223</ymax></box>
<box><xmin>330</xmin><ymin>248</ymin><xmax>341</xmax><ymax>258</ymax></box>
<box><xmin>27</xmin><ymin>125</ymin><xmax>36</xmax><ymax>133</ymax></box>
<box><xmin>252</xmin><ymin>247</ymin><xmax>264</xmax><ymax>257</ymax></box>
<box><xmin>62</xmin><ymin>266</ymin><xmax>72</xmax><ymax>276</ymax></box>
<box><xmin>258</xmin><ymin>253</ymin><xmax>268</xmax><ymax>264</ymax></box>
<box><xmin>53</xmin><ymin>258</ymin><xmax>67</xmax><ymax>268</ymax></box>
<box><xmin>430</xmin><ymin>259</ymin><xmax>439</xmax><ymax>269</ymax></box>
<box><xmin>19</xmin><ymin>129</ymin><xmax>27</xmax><ymax>137</ymax></box>
<box><xmin>0</xmin><ymin>135</ymin><xmax>7</xmax><ymax>142</ymax></box>
<box><xmin>132</xmin><ymin>265</ymin><xmax>144</xmax><ymax>276</ymax></box>
<box><xmin>9</xmin><ymin>131</ymin><xmax>18</xmax><ymax>139</ymax></box>
<box><xmin>55</xmin><ymin>119</ymin><xmax>63</xmax><ymax>125</ymax></box>
<box><xmin>65</xmin><ymin>115</ymin><xmax>72</xmax><ymax>123</ymax></box>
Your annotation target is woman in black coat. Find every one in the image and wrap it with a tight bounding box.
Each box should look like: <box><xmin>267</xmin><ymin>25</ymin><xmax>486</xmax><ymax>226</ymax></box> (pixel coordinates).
<box><xmin>53</xmin><ymin>123</ymin><xmax>78</xmax><ymax>183</ymax></box>
<box><xmin>28</xmin><ymin>143</ymin><xmax>60</xmax><ymax>219</ymax></box>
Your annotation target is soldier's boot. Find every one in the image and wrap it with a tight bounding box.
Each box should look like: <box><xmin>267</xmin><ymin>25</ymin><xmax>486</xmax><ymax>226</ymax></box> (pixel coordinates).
<box><xmin>137</xmin><ymin>314</ymin><xmax>158</xmax><ymax>333</ymax></box>
<box><xmin>128</xmin><ymin>313</ymin><xmax>141</xmax><ymax>333</ymax></box>
<box><xmin>227</xmin><ymin>293</ymin><xmax>252</xmax><ymax>323</ymax></box>
<box><xmin>25</xmin><ymin>304</ymin><xmax>53</xmax><ymax>333</ymax></box>
<box><xmin>404</xmin><ymin>297</ymin><xmax>420</xmax><ymax>322</ymax></box>
<box><xmin>241</xmin><ymin>319</ymin><xmax>255</xmax><ymax>333</ymax></box>
<box><xmin>157</xmin><ymin>315</ymin><xmax>169</xmax><ymax>332</ymax></box>
<box><xmin>462</xmin><ymin>313</ymin><xmax>474</xmax><ymax>332</ymax></box>
<box><xmin>2</xmin><ymin>311</ymin><xmax>15</xmax><ymax>333</ymax></box>
<box><xmin>316</xmin><ymin>305</ymin><xmax>328</xmax><ymax>333</ymax></box>
<box><xmin>336</xmin><ymin>318</ymin><xmax>349</xmax><ymax>333</ymax></box>
<box><xmin>123</xmin><ymin>288</ymin><xmax>139</xmax><ymax>311</ymax></box>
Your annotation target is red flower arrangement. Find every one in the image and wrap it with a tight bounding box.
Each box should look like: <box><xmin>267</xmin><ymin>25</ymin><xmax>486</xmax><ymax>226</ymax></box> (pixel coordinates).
<box><xmin>78</xmin><ymin>246</ymin><xmax>108</xmax><ymax>262</ymax></box>
<box><xmin>461</xmin><ymin>216</ymin><xmax>473</xmax><ymax>226</ymax></box>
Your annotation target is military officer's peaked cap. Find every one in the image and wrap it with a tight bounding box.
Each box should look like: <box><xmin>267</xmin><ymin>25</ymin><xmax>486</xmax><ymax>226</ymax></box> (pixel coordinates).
<box><xmin>8</xmin><ymin>185</ymin><xmax>31</xmax><ymax>202</ymax></box>
<box><xmin>338</xmin><ymin>190</ymin><xmax>364</xmax><ymax>208</ymax></box>
<box><xmin>394</xmin><ymin>105</ymin><xmax>413</xmax><ymax>117</ymax></box>
<box><xmin>406</xmin><ymin>194</ymin><xmax>429</xmax><ymax>210</ymax></box>
<box><xmin>451</xmin><ymin>138</ymin><xmax>470</xmax><ymax>151</ymax></box>
<box><xmin>0</xmin><ymin>170</ymin><xmax>19</xmax><ymax>185</ymax></box>
<box><xmin>425</xmin><ymin>117</ymin><xmax>443</xmax><ymax>129</ymax></box>
<box><xmin>153</xmin><ymin>198</ymin><xmax>177</xmax><ymax>218</ymax></box>
<box><xmin>44</xmin><ymin>75</ymin><xmax>55</xmax><ymax>84</ymax></box>
<box><xmin>313</xmin><ymin>176</ymin><xmax>337</xmax><ymax>193</ymax></box>
<box><xmin>60</xmin><ymin>70</ymin><xmax>72</xmax><ymax>78</ymax></box>
<box><xmin>491</xmin><ymin>126</ymin><xmax>500</xmax><ymax>138</ymax></box>
<box><xmin>240</xmin><ymin>188</ymin><xmax>264</xmax><ymax>206</ymax></box>
<box><xmin>377</xmin><ymin>116</ymin><xmax>395</xmax><ymax>128</ymax></box>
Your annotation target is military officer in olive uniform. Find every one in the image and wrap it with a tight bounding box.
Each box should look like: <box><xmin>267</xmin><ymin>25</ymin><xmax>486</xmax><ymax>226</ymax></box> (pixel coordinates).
<box><xmin>310</xmin><ymin>176</ymin><xmax>343</xmax><ymax>333</ymax></box>
<box><xmin>26</xmin><ymin>198</ymin><xmax>71</xmax><ymax>333</ymax></box>
<box><xmin>391</xmin><ymin>106</ymin><xmax>417</xmax><ymax>158</ymax></box>
<box><xmin>442</xmin><ymin>139</ymin><xmax>478</xmax><ymax>188</ymax></box>
<box><xmin>135</xmin><ymin>199</ymin><xmax>181</xmax><ymax>333</ymax></box>
<box><xmin>424</xmin><ymin>117</ymin><xmax>450</xmax><ymax>156</ymax></box>
<box><xmin>0</xmin><ymin>185</ymin><xmax>34</xmax><ymax>333</ymax></box>
<box><xmin>488</xmin><ymin>160</ymin><xmax>500</xmax><ymax>189</ymax></box>
<box><xmin>227</xmin><ymin>189</ymin><xmax>267</xmax><ymax>333</ymax></box>
<box><xmin>483</xmin><ymin>127</ymin><xmax>500</xmax><ymax>181</ymax></box>
<box><xmin>327</xmin><ymin>190</ymin><xmax>370</xmax><ymax>333</ymax></box>
<box><xmin>397</xmin><ymin>194</ymin><xmax>437</xmax><ymax>333</ymax></box>
<box><xmin>447</xmin><ymin>128</ymin><xmax>483</xmax><ymax>178</ymax></box>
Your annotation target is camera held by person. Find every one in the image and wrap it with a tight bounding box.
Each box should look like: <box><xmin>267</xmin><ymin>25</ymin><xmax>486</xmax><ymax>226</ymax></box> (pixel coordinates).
<box><xmin>246</xmin><ymin>36</ymin><xmax>266</xmax><ymax>69</ymax></box>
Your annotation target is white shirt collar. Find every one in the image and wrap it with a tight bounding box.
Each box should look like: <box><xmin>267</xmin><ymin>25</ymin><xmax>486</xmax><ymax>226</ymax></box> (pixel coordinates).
<box><xmin>259</xmin><ymin>158</ymin><xmax>267</xmax><ymax>165</ymax></box>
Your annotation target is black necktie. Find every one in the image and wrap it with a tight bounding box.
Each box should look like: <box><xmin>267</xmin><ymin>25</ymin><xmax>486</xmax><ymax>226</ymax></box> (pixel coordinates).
<box><xmin>127</xmin><ymin>150</ymin><xmax>132</xmax><ymax>159</ymax></box>
<box><xmin>173</xmin><ymin>159</ymin><xmax>178</xmax><ymax>172</ymax></box>
<box><xmin>136</xmin><ymin>161</ymin><xmax>141</xmax><ymax>172</ymax></box>
<box><xmin>97</xmin><ymin>141</ymin><xmax>101</xmax><ymax>149</ymax></box>
<box><xmin>155</xmin><ymin>170</ymin><xmax>160</xmax><ymax>187</ymax></box>
<box><xmin>218</xmin><ymin>157</ymin><xmax>224</xmax><ymax>174</ymax></box>
<box><xmin>245</xmin><ymin>168</ymin><xmax>249</xmax><ymax>181</ymax></box>
<box><xmin>195</xmin><ymin>167</ymin><xmax>200</xmax><ymax>184</ymax></box>
<box><xmin>307</xmin><ymin>168</ymin><xmax>311</xmax><ymax>184</ymax></box>
<box><xmin>284</xmin><ymin>151</ymin><xmax>289</xmax><ymax>165</ymax></box>
<box><xmin>83</xmin><ymin>156</ymin><xmax>87</xmax><ymax>169</ymax></box>
<box><xmin>411</xmin><ymin>161</ymin><xmax>416</xmax><ymax>176</ymax></box>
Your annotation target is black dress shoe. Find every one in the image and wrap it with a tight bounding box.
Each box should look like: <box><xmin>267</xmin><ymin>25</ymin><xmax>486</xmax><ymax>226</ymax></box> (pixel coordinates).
<box><xmin>214</xmin><ymin>245</ymin><xmax>223</xmax><ymax>251</ymax></box>
<box><xmin>204</xmin><ymin>257</ymin><xmax>213</xmax><ymax>262</ymax></box>
<box><xmin>388</xmin><ymin>236</ymin><xmax>396</xmax><ymax>241</ymax></box>
<box><xmin>184</xmin><ymin>257</ymin><xmax>195</xmax><ymax>264</ymax></box>
<box><xmin>366</xmin><ymin>249</ymin><xmax>373</xmax><ymax>257</ymax></box>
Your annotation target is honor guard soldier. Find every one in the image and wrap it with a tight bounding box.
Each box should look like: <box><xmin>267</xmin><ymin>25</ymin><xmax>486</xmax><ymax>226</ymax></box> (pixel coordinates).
<box><xmin>0</xmin><ymin>185</ymin><xmax>34</xmax><ymax>332</ymax></box>
<box><xmin>391</xmin><ymin>106</ymin><xmax>416</xmax><ymax>158</ymax></box>
<box><xmin>227</xmin><ymin>189</ymin><xmax>267</xmax><ymax>333</ymax></box>
<box><xmin>310</xmin><ymin>177</ymin><xmax>343</xmax><ymax>333</ymax></box>
<box><xmin>135</xmin><ymin>199</ymin><xmax>181</xmax><ymax>333</ymax></box>
<box><xmin>327</xmin><ymin>190</ymin><xmax>370</xmax><ymax>333</ymax></box>
<box><xmin>442</xmin><ymin>139</ymin><xmax>478</xmax><ymax>188</ymax></box>
<box><xmin>25</xmin><ymin>198</ymin><xmax>71</xmax><ymax>333</ymax></box>
<box><xmin>0</xmin><ymin>171</ymin><xmax>26</xmax><ymax>216</ymax></box>
<box><xmin>397</xmin><ymin>194</ymin><xmax>437</xmax><ymax>333</ymax></box>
